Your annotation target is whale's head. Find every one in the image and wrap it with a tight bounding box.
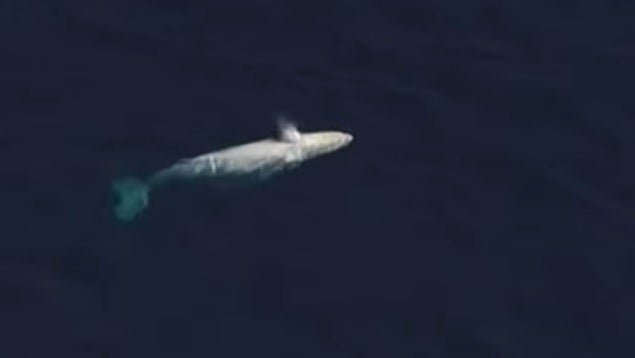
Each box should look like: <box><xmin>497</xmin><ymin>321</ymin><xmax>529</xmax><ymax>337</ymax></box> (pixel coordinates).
<box><xmin>274</xmin><ymin>118</ymin><xmax>352</xmax><ymax>162</ymax></box>
<box><xmin>296</xmin><ymin>130</ymin><xmax>353</xmax><ymax>160</ymax></box>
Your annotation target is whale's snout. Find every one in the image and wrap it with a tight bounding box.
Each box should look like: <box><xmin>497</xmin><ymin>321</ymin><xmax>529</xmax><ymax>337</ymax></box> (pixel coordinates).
<box><xmin>342</xmin><ymin>133</ymin><xmax>354</xmax><ymax>146</ymax></box>
<box><xmin>328</xmin><ymin>131</ymin><xmax>353</xmax><ymax>152</ymax></box>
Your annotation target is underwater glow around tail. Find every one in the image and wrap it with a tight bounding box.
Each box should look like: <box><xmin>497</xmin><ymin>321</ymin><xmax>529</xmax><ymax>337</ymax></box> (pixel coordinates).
<box><xmin>111</xmin><ymin>177</ymin><xmax>150</xmax><ymax>222</ymax></box>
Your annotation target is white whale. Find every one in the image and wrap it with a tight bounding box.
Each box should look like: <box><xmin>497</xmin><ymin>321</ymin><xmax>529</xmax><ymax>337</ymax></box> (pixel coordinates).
<box><xmin>111</xmin><ymin>119</ymin><xmax>353</xmax><ymax>222</ymax></box>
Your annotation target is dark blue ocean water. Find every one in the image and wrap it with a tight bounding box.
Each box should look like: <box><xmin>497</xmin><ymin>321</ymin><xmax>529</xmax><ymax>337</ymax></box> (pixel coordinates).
<box><xmin>2</xmin><ymin>1</ymin><xmax>635</xmax><ymax>356</ymax></box>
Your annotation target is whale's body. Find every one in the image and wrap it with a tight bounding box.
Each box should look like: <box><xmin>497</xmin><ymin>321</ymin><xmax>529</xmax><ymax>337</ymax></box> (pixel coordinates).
<box><xmin>149</xmin><ymin>130</ymin><xmax>352</xmax><ymax>186</ymax></box>
<box><xmin>111</xmin><ymin>120</ymin><xmax>353</xmax><ymax>222</ymax></box>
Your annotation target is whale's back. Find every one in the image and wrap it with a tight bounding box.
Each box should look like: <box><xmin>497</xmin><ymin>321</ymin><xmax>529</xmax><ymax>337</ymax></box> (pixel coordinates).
<box><xmin>209</xmin><ymin>139</ymin><xmax>294</xmax><ymax>176</ymax></box>
<box><xmin>149</xmin><ymin>139</ymin><xmax>295</xmax><ymax>185</ymax></box>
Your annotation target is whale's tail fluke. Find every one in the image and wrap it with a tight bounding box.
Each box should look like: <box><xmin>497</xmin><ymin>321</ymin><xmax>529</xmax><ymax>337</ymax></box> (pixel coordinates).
<box><xmin>111</xmin><ymin>177</ymin><xmax>150</xmax><ymax>222</ymax></box>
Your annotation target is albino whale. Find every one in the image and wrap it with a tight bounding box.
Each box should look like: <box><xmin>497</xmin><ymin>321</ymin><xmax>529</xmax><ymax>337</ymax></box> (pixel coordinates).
<box><xmin>111</xmin><ymin>119</ymin><xmax>353</xmax><ymax>222</ymax></box>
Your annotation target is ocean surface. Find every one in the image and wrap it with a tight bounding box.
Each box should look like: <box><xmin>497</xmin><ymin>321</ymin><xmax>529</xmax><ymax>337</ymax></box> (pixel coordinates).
<box><xmin>2</xmin><ymin>1</ymin><xmax>635</xmax><ymax>357</ymax></box>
